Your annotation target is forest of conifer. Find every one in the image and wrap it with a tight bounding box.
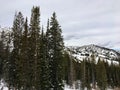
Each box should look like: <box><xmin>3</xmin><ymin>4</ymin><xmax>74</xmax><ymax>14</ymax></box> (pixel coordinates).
<box><xmin>0</xmin><ymin>6</ymin><xmax>120</xmax><ymax>90</ymax></box>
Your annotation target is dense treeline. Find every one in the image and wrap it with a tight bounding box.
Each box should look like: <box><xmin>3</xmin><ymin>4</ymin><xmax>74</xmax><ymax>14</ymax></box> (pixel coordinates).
<box><xmin>0</xmin><ymin>6</ymin><xmax>64</xmax><ymax>90</ymax></box>
<box><xmin>64</xmin><ymin>52</ymin><xmax>120</xmax><ymax>90</ymax></box>
<box><xmin>0</xmin><ymin>6</ymin><xmax>120</xmax><ymax>90</ymax></box>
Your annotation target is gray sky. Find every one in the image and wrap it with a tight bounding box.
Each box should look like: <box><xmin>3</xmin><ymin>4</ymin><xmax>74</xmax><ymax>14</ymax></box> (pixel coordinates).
<box><xmin>0</xmin><ymin>0</ymin><xmax>120</xmax><ymax>49</ymax></box>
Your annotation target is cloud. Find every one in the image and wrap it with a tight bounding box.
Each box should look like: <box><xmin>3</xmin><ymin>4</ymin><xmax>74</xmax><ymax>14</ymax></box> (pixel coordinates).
<box><xmin>0</xmin><ymin>0</ymin><xmax>120</xmax><ymax>49</ymax></box>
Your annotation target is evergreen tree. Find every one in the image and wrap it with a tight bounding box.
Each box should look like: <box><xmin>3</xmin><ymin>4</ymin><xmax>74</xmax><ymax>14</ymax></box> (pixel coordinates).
<box><xmin>80</xmin><ymin>59</ymin><xmax>86</xmax><ymax>90</ymax></box>
<box><xmin>0</xmin><ymin>31</ymin><xmax>6</xmax><ymax>80</ymax></box>
<box><xmin>104</xmin><ymin>61</ymin><xmax>111</xmax><ymax>87</ymax></box>
<box><xmin>46</xmin><ymin>12</ymin><xmax>64</xmax><ymax>90</ymax></box>
<box><xmin>11</xmin><ymin>12</ymin><xmax>24</xmax><ymax>89</ymax></box>
<box><xmin>63</xmin><ymin>51</ymin><xmax>75</xmax><ymax>86</ymax></box>
<box><xmin>90</xmin><ymin>54</ymin><xmax>96</xmax><ymax>89</ymax></box>
<box><xmin>3</xmin><ymin>32</ymin><xmax>12</xmax><ymax>90</ymax></box>
<box><xmin>63</xmin><ymin>51</ymin><xmax>70</xmax><ymax>84</ymax></box>
<box><xmin>37</xmin><ymin>27</ymin><xmax>50</xmax><ymax>89</ymax></box>
<box><xmin>19</xmin><ymin>18</ymin><xmax>30</xmax><ymax>90</ymax></box>
<box><xmin>85</xmin><ymin>59</ymin><xmax>91</xmax><ymax>90</ymax></box>
<box><xmin>96</xmin><ymin>59</ymin><xmax>107</xmax><ymax>90</ymax></box>
<box><xmin>110</xmin><ymin>62</ymin><xmax>116</xmax><ymax>88</ymax></box>
<box><xmin>68</xmin><ymin>54</ymin><xmax>75</xmax><ymax>88</ymax></box>
<box><xmin>28</xmin><ymin>6</ymin><xmax>40</xmax><ymax>89</ymax></box>
<box><xmin>114</xmin><ymin>65</ymin><xmax>119</xmax><ymax>87</ymax></box>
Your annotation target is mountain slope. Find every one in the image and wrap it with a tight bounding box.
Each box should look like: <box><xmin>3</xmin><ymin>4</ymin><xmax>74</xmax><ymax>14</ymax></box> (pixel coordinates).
<box><xmin>66</xmin><ymin>44</ymin><xmax>120</xmax><ymax>64</ymax></box>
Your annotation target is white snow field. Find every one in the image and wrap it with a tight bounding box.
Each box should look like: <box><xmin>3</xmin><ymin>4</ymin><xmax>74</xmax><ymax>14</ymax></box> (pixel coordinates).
<box><xmin>0</xmin><ymin>80</ymin><xmax>119</xmax><ymax>90</ymax></box>
<box><xmin>0</xmin><ymin>86</ymin><xmax>119</xmax><ymax>90</ymax></box>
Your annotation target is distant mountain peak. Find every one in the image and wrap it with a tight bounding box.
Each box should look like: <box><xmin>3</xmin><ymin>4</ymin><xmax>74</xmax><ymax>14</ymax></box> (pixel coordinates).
<box><xmin>66</xmin><ymin>44</ymin><xmax>120</xmax><ymax>65</ymax></box>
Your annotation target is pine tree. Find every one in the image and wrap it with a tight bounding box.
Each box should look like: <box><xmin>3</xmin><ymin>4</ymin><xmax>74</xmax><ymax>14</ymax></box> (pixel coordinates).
<box><xmin>63</xmin><ymin>51</ymin><xmax>78</xmax><ymax>88</ymax></box>
<box><xmin>118</xmin><ymin>65</ymin><xmax>120</xmax><ymax>87</ymax></box>
<box><xmin>0</xmin><ymin>31</ymin><xmax>11</xmax><ymax>89</ymax></box>
<box><xmin>96</xmin><ymin>59</ymin><xmax>107</xmax><ymax>90</ymax></box>
<box><xmin>86</xmin><ymin>59</ymin><xmax>91</xmax><ymax>90</ymax></box>
<box><xmin>104</xmin><ymin>61</ymin><xmax>111</xmax><ymax>87</ymax></box>
<box><xmin>114</xmin><ymin>65</ymin><xmax>119</xmax><ymax>87</ymax></box>
<box><xmin>110</xmin><ymin>62</ymin><xmax>116</xmax><ymax>88</ymax></box>
<box><xmin>19</xmin><ymin>18</ymin><xmax>30</xmax><ymax>90</ymax></box>
<box><xmin>63</xmin><ymin>51</ymin><xmax>70</xmax><ymax>84</ymax></box>
<box><xmin>28</xmin><ymin>6</ymin><xmax>40</xmax><ymax>89</ymax></box>
<box><xmin>68</xmin><ymin>53</ymin><xmax>75</xmax><ymax>88</ymax></box>
<box><xmin>37</xmin><ymin>27</ymin><xmax>50</xmax><ymax>89</ymax></box>
<box><xmin>46</xmin><ymin>12</ymin><xmax>64</xmax><ymax>90</ymax></box>
<box><xmin>2</xmin><ymin>32</ymin><xmax>12</xmax><ymax>90</ymax></box>
<box><xmin>80</xmin><ymin>59</ymin><xmax>87</xmax><ymax>90</ymax></box>
<box><xmin>90</xmin><ymin>54</ymin><xmax>96</xmax><ymax>89</ymax></box>
<box><xmin>11</xmin><ymin>11</ymin><xmax>24</xmax><ymax>89</ymax></box>
<box><xmin>0</xmin><ymin>31</ymin><xmax>6</xmax><ymax>80</ymax></box>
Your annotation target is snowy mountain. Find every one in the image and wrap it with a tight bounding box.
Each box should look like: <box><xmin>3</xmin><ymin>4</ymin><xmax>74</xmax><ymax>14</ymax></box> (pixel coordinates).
<box><xmin>66</xmin><ymin>44</ymin><xmax>120</xmax><ymax>64</ymax></box>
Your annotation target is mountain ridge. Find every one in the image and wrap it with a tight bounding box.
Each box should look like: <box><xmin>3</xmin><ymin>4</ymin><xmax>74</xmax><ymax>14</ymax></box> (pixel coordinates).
<box><xmin>66</xmin><ymin>44</ymin><xmax>120</xmax><ymax>64</ymax></box>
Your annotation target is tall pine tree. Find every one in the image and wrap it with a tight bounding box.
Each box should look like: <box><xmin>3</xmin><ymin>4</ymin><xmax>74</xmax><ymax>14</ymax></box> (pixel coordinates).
<box><xmin>0</xmin><ymin>31</ymin><xmax>6</xmax><ymax>80</ymax></box>
<box><xmin>19</xmin><ymin>18</ymin><xmax>30</xmax><ymax>90</ymax></box>
<box><xmin>28</xmin><ymin>6</ymin><xmax>40</xmax><ymax>90</ymax></box>
<box><xmin>11</xmin><ymin>12</ymin><xmax>24</xmax><ymax>89</ymax></box>
<box><xmin>37</xmin><ymin>27</ymin><xmax>50</xmax><ymax>89</ymax></box>
<box><xmin>46</xmin><ymin>12</ymin><xmax>64</xmax><ymax>90</ymax></box>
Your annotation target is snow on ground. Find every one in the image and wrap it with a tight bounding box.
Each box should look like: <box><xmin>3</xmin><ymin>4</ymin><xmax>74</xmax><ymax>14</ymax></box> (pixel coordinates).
<box><xmin>0</xmin><ymin>86</ymin><xmax>119</xmax><ymax>90</ymax></box>
<box><xmin>1</xmin><ymin>87</ymin><xmax>8</xmax><ymax>90</ymax></box>
<box><xmin>0</xmin><ymin>81</ymin><xmax>119</xmax><ymax>90</ymax></box>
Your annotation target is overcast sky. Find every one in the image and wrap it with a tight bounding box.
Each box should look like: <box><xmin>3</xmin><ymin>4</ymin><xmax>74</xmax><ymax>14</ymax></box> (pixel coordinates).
<box><xmin>0</xmin><ymin>0</ymin><xmax>120</xmax><ymax>49</ymax></box>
